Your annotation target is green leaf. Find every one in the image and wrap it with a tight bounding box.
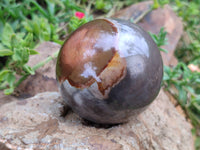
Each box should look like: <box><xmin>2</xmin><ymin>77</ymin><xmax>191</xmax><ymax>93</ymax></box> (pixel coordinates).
<box><xmin>12</xmin><ymin>49</ymin><xmax>23</xmax><ymax>62</ymax></box>
<box><xmin>159</xmin><ymin>48</ymin><xmax>168</xmax><ymax>53</ymax></box>
<box><xmin>177</xmin><ymin>86</ymin><xmax>187</xmax><ymax>106</ymax></box>
<box><xmin>6</xmin><ymin>72</ymin><xmax>16</xmax><ymax>86</ymax></box>
<box><xmin>12</xmin><ymin>48</ymin><xmax>29</xmax><ymax>64</ymax></box>
<box><xmin>4</xmin><ymin>87</ymin><xmax>14</xmax><ymax>95</ymax></box>
<box><xmin>186</xmin><ymin>86</ymin><xmax>195</xmax><ymax>94</ymax></box>
<box><xmin>0</xmin><ymin>70</ymin><xmax>11</xmax><ymax>81</ymax></box>
<box><xmin>0</xmin><ymin>43</ymin><xmax>5</xmax><ymax>49</ymax></box>
<box><xmin>195</xmin><ymin>137</ymin><xmax>200</xmax><ymax>150</ymax></box>
<box><xmin>29</xmin><ymin>49</ymin><xmax>39</xmax><ymax>55</ymax></box>
<box><xmin>95</xmin><ymin>0</ymin><xmax>105</xmax><ymax>10</ymax></box>
<box><xmin>149</xmin><ymin>27</ymin><xmax>168</xmax><ymax>53</ymax></box>
<box><xmin>11</xmin><ymin>34</ymin><xmax>18</xmax><ymax>48</ymax></box>
<box><xmin>163</xmin><ymin>72</ymin><xmax>170</xmax><ymax>81</ymax></box>
<box><xmin>2</xmin><ymin>23</ymin><xmax>14</xmax><ymax>48</ymax></box>
<box><xmin>192</xmin><ymin>102</ymin><xmax>200</xmax><ymax>114</ymax></box>
<box><xmin>187</xmin><ymin>107</ymin><xmax>200</xmax><ymax>127</ymax></box>
<box><xmin>23</xmin><ymin>33</ymin><xmax>33</xmax><ymax>47</ymax></box>
<box><xmin>23</xmin><ymin>21</ymin><xmax>33</xmax><ymax>33</ymax></box>
<box><xmin>0</xmin><ymin>49</ymin><xmax>13</xmax><ymax>56</ymax></box>
<box><xmin>21</xmin><ymin>48</ymin><xmax>29</xmax><ymax>64</ymax></box>
<box><xmin>153</xmin><ymin>0</ymin><xmax>160</xmax><ymax>9</ymax></box>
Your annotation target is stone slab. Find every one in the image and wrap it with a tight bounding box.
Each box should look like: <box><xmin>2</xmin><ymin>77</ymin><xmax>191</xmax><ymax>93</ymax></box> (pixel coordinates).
<box><xmin>0</xmin><ymin>89</ymin><xmax>194</xmax><ymax>150</ymax></box>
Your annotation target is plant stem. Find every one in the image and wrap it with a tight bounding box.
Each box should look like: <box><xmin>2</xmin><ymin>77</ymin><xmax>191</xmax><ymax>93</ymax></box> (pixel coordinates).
<box><xmin>106</xmin><ymin>3</ymin><xmax>117</xmax><ymax>18</ymax></box>
<box><xmin>32</xmin><ymin>51</ymin><xmax>59</xmax><ymax>71</ymax></box>
<box><xmin>86</xmin><ymin>0</ymin><xmax>94</xmax><ymax>15</ymax></box>
<box><xmin>12</xmin><ymin>51</ymin><xmax>59</xmax><ymax>89</ymax></box>
<box><xmin>14</xmin><ymin>74</ymin><xmax>29</xmax><ymax>88</ymax></box>
<box><xmin>133</xmin><ymin>6</ymin><xmax>153</xmax><ymax>24</ymax></box>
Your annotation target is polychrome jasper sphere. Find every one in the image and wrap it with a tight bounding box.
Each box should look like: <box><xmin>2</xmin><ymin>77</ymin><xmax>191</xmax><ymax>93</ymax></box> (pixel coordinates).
<box><xmin>56</xmin><ymin>19</ymin><xmax>163</xmax><ymax>124</ymax></box>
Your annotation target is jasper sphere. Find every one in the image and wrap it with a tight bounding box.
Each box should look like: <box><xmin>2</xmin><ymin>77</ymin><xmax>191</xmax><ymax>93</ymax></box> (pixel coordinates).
<box><xmin>56</xmin><ymin>19</ymin><xmax>163</xmax><ymax>124</ymax></box>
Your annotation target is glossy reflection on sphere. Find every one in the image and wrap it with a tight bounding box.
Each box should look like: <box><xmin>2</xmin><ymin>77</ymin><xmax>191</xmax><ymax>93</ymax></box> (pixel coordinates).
<box><xmin>56</xmin><ymin>18</ymin><xmax>163</xmax><ymax>124</ymax></box>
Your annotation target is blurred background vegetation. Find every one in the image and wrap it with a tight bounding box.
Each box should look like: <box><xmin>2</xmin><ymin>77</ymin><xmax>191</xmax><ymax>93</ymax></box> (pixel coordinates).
<box><xmin>0</xmin><ymin>0</ymin><xmax>199</xmax><ymax>149</ymax></box>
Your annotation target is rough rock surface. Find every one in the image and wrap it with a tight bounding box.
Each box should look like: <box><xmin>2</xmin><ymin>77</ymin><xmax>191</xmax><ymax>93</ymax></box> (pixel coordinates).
<box><xmin>0</xmin><ymin>89</ymin><xmax>194</xmax><ymax>150</ymax></box>
<box><xmin>114</xmin><ymin>1</ymin><xmax>183</xmax><ymax>66</ymax></box>
<box><xmin>0</xmin><ymin>91</ymin><xmax>18</xmax><ymax>107</ymax></box>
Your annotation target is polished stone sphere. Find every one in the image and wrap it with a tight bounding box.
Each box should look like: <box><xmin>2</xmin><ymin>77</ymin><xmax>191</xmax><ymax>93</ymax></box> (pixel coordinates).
<box><xmin>56</xmin><ymin>18</ymin><xmax>163</xmax><ymax>124</ymax></box>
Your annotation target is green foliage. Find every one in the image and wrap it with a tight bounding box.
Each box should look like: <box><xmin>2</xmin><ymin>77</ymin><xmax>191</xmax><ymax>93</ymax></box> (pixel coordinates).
<box><xmin>163</xmin><ymin>1</ymin><xmax>200</xmax><ymax>148</ymax></box>
<box><xmin>145</xmin><ymin>1</ymin><xmax>200</xmax><ymax>148</ymax></box>
<box><xmin>149</xmin><ymin>27</ymin><xmax>168</xmax><ymax>53</ymax></box>
<box><xmin>172</xmin><ymin>0</ymin><xmax>200</xmax><ymax>65</ymax></box>
<box><xmin>94</xmin><ymin>0</ymin><xmax>112</xmax><ymax>13</ymax></box>
<box><xmin>153</xmin><ymin>0</ymin><xmax>169</xmax><ymax>9</ymax></box>
<box><xmin>22</xmin><ymin>15</ymin><xmax>59</xmax><ymax>42</ymax></box>
<box><xmin>0</xmin><ymin>0</ymin><xmax>91</xmax><ymax>95</ymax></box>
<box><xmin>0</xmin><ymin>24</ymin><xmax>38</xmax><ymax>95</ymax></box>
<box><xmin>163</xmin><ymin>62</ymin><xmax>200</xmax><ymax>149</ymax></box>
<box><xmin>0</xmin><ymin>50</ymin><xmax>13</xmax><ymax>57</ymax></box>
<box><xmin>164</xmin><ymin>63</ymin><xmax>200</xmax><ymax>107</ymax></box>
<box><xmin>78</xmin><ymin>0</ymin><xmax>135</xmax><ymax>17</ymax></box>
<box><xmin>0</xmin><ymin>0</ymin><xmax>87</xmax><ymax>42</ymax></box>
<box><xmin>67</xmin><ymin>15</ymin><xmax>93</xmax><ymax>34</ymax></box>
